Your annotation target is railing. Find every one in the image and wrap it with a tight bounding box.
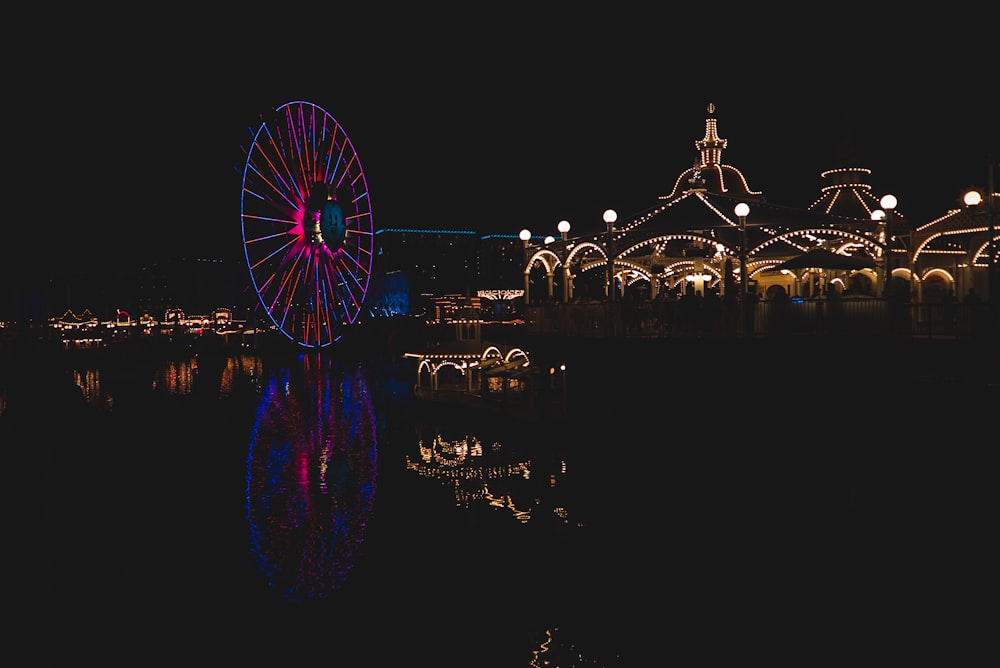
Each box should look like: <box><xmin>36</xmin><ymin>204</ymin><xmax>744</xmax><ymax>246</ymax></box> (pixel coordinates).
<box><xmin>526</xmin><ymin>298</ymin><xmax>993</xmax><ymax>339</ymax></box>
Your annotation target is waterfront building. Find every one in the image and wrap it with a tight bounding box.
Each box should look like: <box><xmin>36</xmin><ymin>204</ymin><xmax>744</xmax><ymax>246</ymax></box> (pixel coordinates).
<box><xmin>373</xmin><ymin>228</ymin><xmax>482</xmax><ymax>300</ymax></box>
<box><xmin>521</xmin><ymin>104</ymin><xmax>993</xmax><ymax>304</ymax></box>
<box><xmin>515</xmin><ymin>103</ymin><xmax>995</xmax><ymax>339</ymax></box>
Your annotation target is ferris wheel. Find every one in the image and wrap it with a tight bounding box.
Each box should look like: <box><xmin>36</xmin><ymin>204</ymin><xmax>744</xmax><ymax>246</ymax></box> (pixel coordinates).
<box><xmin>240</xmin><ymin>100</ymin><xmax>374</xmax><ymax>349</ymax></box>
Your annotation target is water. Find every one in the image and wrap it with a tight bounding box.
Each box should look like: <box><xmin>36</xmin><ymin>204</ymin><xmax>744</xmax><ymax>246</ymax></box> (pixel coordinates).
<box><xmin>8</xmin><ymin>337</ymin><xmax>991</xmax><ymax>663</ymax></box>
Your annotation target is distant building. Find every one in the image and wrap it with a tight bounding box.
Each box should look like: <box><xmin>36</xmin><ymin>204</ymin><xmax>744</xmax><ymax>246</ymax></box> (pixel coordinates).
<box><xmin>133</xmin><ymin>257</ymin><xmax>245</xmax><ymax>319</ymax></box>
<box><xmin>372</xmin><ymin>229</ymin><xmax>529</xmax><ymax>315</ymax></box>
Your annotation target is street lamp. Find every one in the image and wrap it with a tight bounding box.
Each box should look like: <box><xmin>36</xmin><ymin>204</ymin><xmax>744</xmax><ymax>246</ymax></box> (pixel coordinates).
<box><xmin>880</xmin><ymin>194</ymin><xmax>897</xmax><ymax>298</ymax></box>
<box><xmin>603</xmin><ymin>209</ymin><xmax>617</xmax><ymax>337</ymax></box>
<box><xmin>519</xmin><ymin>228</ymin><xmax>532</xmax><ymax>303</ymax></box>
<box><xmin>734</xmin><ymin>202</ymin><xmax>750</xmax><ymax>335</ymax></box>
<box><xmin>963</xmin><ymin>160</ymin><xmax>998</xmax><ymax>332</ymax></box>
<box><xmin>556</xmin><ymin>220</ymin><xmax>572</xmax><ymax>302</ymax></box>
<box><xmin>557</xmin><ymin>219</ymin><xmax>571</xmax><ymax>240</ymax></box>
<box><xmin>963</xmin><ymin>189</ymin><xmax>997</xmax><ymax>289</ymax></box>
<box><xmin>870</xmin><ymin>208</ymin><xmax>888</xmax><ymax>296</ymax></box>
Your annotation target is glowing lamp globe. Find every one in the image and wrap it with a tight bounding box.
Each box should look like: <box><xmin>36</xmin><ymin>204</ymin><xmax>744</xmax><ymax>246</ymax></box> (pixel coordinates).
<box><xmin>963</xmin><ymin>190</ymin><xmax>983</xmax><ymax>207</ymax></box>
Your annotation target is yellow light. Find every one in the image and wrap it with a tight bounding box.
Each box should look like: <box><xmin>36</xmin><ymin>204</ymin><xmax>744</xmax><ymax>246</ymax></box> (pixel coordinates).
<box><xmin>963</xmin><ymin>190</ymin><xmax>984</xmax><ymax>207</ymax></box>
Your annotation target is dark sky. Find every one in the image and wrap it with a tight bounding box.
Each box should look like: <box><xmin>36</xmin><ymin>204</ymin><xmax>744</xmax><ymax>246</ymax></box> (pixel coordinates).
<box><xmin>11</xmin><ymin>9</ymin><xmax>998</xmax><ymax>288</ymax></box>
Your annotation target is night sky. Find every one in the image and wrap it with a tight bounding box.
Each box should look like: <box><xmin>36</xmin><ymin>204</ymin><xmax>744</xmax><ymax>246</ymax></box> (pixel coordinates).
<box><xmin>11</xmin><ymin>10</ymin><xmax>998</xmax><ymax>290</ymax></box>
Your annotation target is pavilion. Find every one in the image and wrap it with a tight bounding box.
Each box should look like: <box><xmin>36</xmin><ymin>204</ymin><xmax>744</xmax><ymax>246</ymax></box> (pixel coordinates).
<box><xmin>519</xmin><ymin>104</ymin><xmax>996</xmax><ymax>310</ymax></box>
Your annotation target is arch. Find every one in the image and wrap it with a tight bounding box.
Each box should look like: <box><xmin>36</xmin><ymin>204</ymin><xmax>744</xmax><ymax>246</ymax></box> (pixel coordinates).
<box><xmin>480</xmin><ymin>345</ymin><xmax>505</xmax><ymax>362</ymax></box>
<box><xmin>524</xmin><ymin>245</ymin><xmax>616</xmax><ymax>304</ymax></box>
<box><xmin>755</xmin><ymin>228</ymin><xmax>882</xmax><ymax>259</ymax></box>
<box><xmin>973</xmin><ymin>236</ymin><xmax>999</xmax><ymax>266</ymax></box>
<box><xmin>888</xmin><ymin>267</ymin><xmax>915</xmax><ymax>281</ymax></box>
<box><xmin>503</xmin><ymin>348</ymin><xmax>530</xmax><ymax>366</ymax></box>
<box><xmin>920</xmin><ymin>269</ymin><xmax>955</xmax><ymax>302</ymax></box>
<box><xmin>616</xmin><ymin>259</ymin><xmax>652</xmax><ymax>283</ymax></box>
<box><xmin>565</xmin><ymin>241</ymin><xmax>606</xmax><ymax>264</ymax></box>
<box><xmin>525</xmin><ymin>248</ymin><xmax>560</xmax><ymax>275</ymax></box>
<box><xmin>921</xmin><ymin>267</ymin><xmax>956</xmax><ymax>285</ymax></box>
<box><xmin>619</xmin><ymin>232</ymin><xmax>734</xmax><ymax>258</ymax></box>
<box><xmin>765</xmin><ymin>283</ymin><xmax>789</xmax><ymax>299</ymax></box>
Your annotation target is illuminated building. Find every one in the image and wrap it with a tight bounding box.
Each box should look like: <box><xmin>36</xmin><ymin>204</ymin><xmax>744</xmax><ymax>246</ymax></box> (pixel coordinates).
<box><xmin>517</xmin><ymin>103</ymin><xmax>995</xmax><ymax>338</ymax></box>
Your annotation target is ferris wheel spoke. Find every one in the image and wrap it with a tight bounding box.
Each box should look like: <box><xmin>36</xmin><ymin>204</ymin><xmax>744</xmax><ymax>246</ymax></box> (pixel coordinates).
<box><xmin>287</xmin><ymin>109</ymin><xmax>310</xmax><ymax>197</ymax></box>
<box><xmin>331</xmin><ymin>262</ymin><xmax>364</xmax><ymax>320</ymax></box>
<box><xmin>320</xmin><ymin>129</ymin><xmax>342</xmax><ymax>182</ymax></box>
<box><xmin>274</xmin><ymin>269</ymin><xmax>304</xmax><ymax>333</ymax></box>
<box><xmin>245</xmin><ymin>165</ymin><xmax>297</xmax><ymax>215</ymax></box>
<box><xmin>339</xmin><ymin>244</ymin><xmax>370</xmax><ymax>273</ymax></box>
<box><xmin>249</xmin><ymin>127</ymin><xmax>301</xmax><ymax>207</ymax></box>
<box><xmin>342</xmin><ymin>264</ymin><xmax>364</xmax><ymax>322</ymax></box>
<box><xmin>270</xmin><ymin>252</ymin><xmax>307</xmax><ymax>316</ymax></box>
<box><xmin>318</xmin><ymin>264</ymin><xmax>349</xmax><ymax>326</ymax></box>
<box><xmin>247</xmin><ymin>236</ymin><xmax>298</xmax><ymax>272</ymax></box>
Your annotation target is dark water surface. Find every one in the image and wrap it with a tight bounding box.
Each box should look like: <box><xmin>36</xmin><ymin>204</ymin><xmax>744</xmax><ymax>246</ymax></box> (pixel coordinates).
<box><xmin>8</xmin><ymin>336</ymin><xmax>992</xmax><ymax>663</ymax></box>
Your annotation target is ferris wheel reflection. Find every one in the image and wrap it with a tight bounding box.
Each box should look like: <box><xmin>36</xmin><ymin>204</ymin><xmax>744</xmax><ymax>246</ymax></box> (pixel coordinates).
<box><xmin>244</xmin><ymin>354</ymin><xmax>377</xmax><ymax>601</ymax></box>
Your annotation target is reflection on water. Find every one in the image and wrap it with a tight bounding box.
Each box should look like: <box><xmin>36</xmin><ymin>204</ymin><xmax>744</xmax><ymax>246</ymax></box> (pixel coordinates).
<box><xmin>69</xmin><ymin>353</ymin><xmax>265</xmax><ymax>408</ymax></box>
<box><xmin>16</xmin><ymin>338</ymin><xmax>980</xmax><ymax>663</ymax></box>
<box><xmin>71</xmin><ymin>367</ymin><xmax>109</xmax><ymax>408</ymax></box>
<box><xmin>408</xmin><ymin>422</ymin><xmax>576</xmax><ymax>528</ymax></box>
<box><xmin>245</xmin><ymin>354</ymin><xmax>377</xmax><ymax>602</ymax></box>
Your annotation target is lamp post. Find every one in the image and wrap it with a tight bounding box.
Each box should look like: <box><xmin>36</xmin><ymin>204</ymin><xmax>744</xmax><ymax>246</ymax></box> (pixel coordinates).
<box><xmin>880</xmin><ymin>194</ymin><xmax>897</xmax><ymax>298</ymax></box>
<box><xmin>734</xmin><ymin>203</ymin><xmax>750</xmax><ymax>336</ymax></box>
<box><xmin>963</xmin><ymin>159</ymin><xmax>998</xmax><ymax>333</ymax></box>
<box><xmin>557</xmin><ymin>220</ymin><xmax>572</xmax><ymax>302</ymax></box>
<box><xmin>871</xmin><ymin>208</ymin><xmax>887</xmax><ymax>296</ymax></box>
<box><xmin>558</xmin><ymin>219</ymin><xmax>571</xmax><ymax>240</ymax></box>
<box><xmin>603</xmin><ymin>209</ymin><xmax>617</xmax><ymax>337</ymax></box>
<box><xmin>519</xmin><ymin>228</ymin><xmax>532</xmax><ymax>305</ymax></box>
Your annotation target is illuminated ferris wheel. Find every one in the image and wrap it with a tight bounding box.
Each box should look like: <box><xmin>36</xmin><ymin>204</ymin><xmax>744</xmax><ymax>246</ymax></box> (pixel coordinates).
<box><xmin>239</xmin><ymin>100</ymin><xmax>374</xmax><ymax>348</ymax></box>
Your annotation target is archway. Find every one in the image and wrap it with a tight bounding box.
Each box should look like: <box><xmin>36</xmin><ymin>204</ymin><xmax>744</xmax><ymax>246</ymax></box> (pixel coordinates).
<box><xmin>921</xmin><ymin>271</ymin><xmax>954</xmax><ymax>302</ymax></box>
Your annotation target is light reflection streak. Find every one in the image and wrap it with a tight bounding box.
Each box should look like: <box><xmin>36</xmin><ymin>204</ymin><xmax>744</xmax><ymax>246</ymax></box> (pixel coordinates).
<box><xmin>245</xmin><ymin>354</ymin><xmax>377</xmax><ymax>601</ymax></box>
<box><xmin>67</xmin><ymin>353</ymin><xmax>264</xmax><ymax>409</ymax></box>
<box><xmin>529</xmin><ymin>626</ymin><xmax>617</xmax><ymax>667</ymax></box>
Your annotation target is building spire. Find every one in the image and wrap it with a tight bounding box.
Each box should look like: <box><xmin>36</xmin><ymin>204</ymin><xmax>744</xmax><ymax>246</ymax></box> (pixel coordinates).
<box><xmin>695</xmin><ymin>102</ymin><xmax>727</xmax><ymax>167</ymax></box>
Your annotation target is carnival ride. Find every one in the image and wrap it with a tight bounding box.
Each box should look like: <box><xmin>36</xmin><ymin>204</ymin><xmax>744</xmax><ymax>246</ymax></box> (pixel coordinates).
<box><xmin>240</xmin><ymin>100</ymin><xmax>374</xmax><ymax>348</ymax></box>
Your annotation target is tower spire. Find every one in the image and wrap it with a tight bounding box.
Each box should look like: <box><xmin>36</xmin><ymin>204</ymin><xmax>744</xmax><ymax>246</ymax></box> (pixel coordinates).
<box><xmin>695</xmin><ymin>102</ymin><xmax>727</xmax><ymax>167</ymax></box>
